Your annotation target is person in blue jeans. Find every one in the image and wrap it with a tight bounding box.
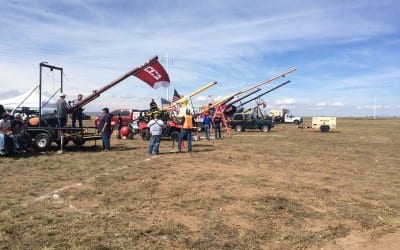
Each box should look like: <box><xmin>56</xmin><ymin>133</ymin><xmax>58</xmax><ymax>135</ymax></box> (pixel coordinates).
<box><xmin>202</xmin><ymin>113</ymin><xmax>212</xmax><ymax>140</ymax></box>
<box><xmin>98</xmin><ymin>107</ymin><xmax>112</xmax><ymax>152</ymax></box>
<box><xmin>147</xmin><ymin>113</ymin><xmax>165</xmax><ymax>155</ymax></box>
<box><xmin>178</xmin><ymin>109</ymin><xmax>195</xmax><ymax>152</ymax></box>
<box><xmin>0</xmin><ymin>113</ymin><xmax>11</xmax><ymax>155</ymax></box>
<box><xmin>213</xmin><ymin>114</ymin><xmax>222</xmax><ymax>139</ymax></box>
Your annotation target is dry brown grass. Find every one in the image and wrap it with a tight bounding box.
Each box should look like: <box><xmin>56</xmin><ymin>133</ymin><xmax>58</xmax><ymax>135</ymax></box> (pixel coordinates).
<box><xmin>1</xmin><ymin>118</ymin><xmax>400</xmax><ymax>249</ymax></box>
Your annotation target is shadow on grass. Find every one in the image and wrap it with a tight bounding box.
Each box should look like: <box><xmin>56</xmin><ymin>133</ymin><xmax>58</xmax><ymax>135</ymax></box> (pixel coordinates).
<box><xmin>2</xmin><ymin>143</ymin><xmax>142</xmax><ymax>158</ymax></box>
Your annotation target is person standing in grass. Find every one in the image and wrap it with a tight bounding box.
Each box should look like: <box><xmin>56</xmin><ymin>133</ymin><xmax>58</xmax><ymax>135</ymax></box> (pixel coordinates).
<box><xmin>116</xmin><ymin>113</ymin><xmax>123</xmax><ymax>139</ymax></box>
<box><xmin>213</xmin><ymin>113</ymin><xmax>222</xmax><ymax>139</ymax></box>
<box><xmin>202</xmin><ymin>112</ymin><xmax>212</xmax><ymax>141</ymax></box>
<box><xmin>147</xmin><ymin>112</ymin><xmax>165</xmax><ymax>155</ymax></box>
<box><xmin>98</xmin><ymin>107</ymin><xmax>112</xmax><ymax>152</ymax></box>
<box><xmin>178</xmin><ymin>108</ymin><xmax>195</xmax><ymax>152</ymax></box>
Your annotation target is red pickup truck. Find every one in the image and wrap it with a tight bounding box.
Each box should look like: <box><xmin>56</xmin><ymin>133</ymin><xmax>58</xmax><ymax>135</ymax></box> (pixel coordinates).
<box><xmin>94</xmin><ymin>109</ymin><xmax>141</xmax><ymax>127</ymax></box>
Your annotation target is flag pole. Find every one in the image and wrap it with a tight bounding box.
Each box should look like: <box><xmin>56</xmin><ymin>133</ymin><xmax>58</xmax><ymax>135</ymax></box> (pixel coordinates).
<box><xmin>69</xmin><ymin>56</ymin><xmax>158</xmax><ymax>113</ymax></box>
<box><xmin>166</xmin><ymin>53</ymin><xmax>170</xmax><ymax>100</ymax></box>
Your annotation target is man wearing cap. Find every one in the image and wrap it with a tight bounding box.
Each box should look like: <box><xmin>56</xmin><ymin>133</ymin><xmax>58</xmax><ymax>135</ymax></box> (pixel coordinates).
<box><xmin>71</xmin><ymin>94</ymin><xmax>84</xmax><ymax>129</ymax></box>
<box><xmin>147</xmin><ymin>112</ymin><xmax>165</xmax><ymax>155</ymax></box>
<box><xmin>56</xmin><ymin>93</ymin><xmax>70</xmax><ymax>128</ymax></box>
<box><xmin>178</xmin><ymin>108</ymin><xmax>195</xmax><ymax>153</ymax></box>
<box><xmin>98</xmin><ymin>107</ymin><xmax>111</xmax><ymax>152</ymax></box>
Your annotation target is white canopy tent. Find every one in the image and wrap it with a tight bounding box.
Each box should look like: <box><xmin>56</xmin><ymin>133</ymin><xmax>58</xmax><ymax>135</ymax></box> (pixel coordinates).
<box><xmin>1</xmin><ymin>87</ymin><xmax>57</xmax><ymax>114</ymax></box>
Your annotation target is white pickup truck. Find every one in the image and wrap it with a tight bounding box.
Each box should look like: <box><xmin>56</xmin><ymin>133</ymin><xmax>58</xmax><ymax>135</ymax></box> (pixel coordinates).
<box><xmin>282</xmin><ymin>113</ymin><xmax>303</xmax><ymax>124</ymax></box>
<box><xmin>268</xmin><ymin>109</ymin><xmax>303</xmax><ymax>125</ymax></box>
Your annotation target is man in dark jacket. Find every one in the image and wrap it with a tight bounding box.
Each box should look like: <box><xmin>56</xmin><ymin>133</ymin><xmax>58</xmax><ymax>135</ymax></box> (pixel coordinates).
<box><xmin>98</xmin><ymin>107</ymin><xmax>112</xmax><ymax>152</ymax></box>
<box><xmin>56</xmin><ymin>93</ymin><xmax>70</xmax><ymax>128</ymax></box>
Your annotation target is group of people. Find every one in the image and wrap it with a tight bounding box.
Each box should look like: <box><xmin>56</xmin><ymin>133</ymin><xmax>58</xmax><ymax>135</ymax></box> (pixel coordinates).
<box><xmin>0</xmin><ymin>107</ymin><xmax>31</xmax><ymax>156</ymax></box>
<box><xmin>0</xmin><ymin>92</ymin><xmax>86</xmax><ymax>156</ymax></box>
<box><xmin>60</xmin><ymin>93</ymin><xmax>112</xmax><ymax>152</ymax></box>
<box><xmin>56</xmin><ymin>92</ymin><xmax>84</xmax><ymax>129</ymax></box>
<box><xmin>99</xmin><ymin>98</ymin><xmax>225</xmax><ymax>155</ymax></box>
<box><xmin>202</xmin><ymin>111</ymin><xmax>223</xmax><ymax>141</ymax></box>
<box><xmin>146</xmin><ymin>101</ymin><xmax>223</xmax><ymax>156</ymax></box>
<box><xmin>147</xmin><ymin>107</ymin><xmax>195</xmax><ymax>155</ymax></box>
<box><xmin>1</xmin><ymin>96</ymin><xmax>225</xmax><ymax>156</ymax></box>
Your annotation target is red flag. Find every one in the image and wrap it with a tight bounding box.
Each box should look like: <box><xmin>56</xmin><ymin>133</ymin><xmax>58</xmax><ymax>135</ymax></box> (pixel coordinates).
<box><xmin>133</xmin><ymin>57</ymin><xmax>170</xmax><ymax>88</ymax></box>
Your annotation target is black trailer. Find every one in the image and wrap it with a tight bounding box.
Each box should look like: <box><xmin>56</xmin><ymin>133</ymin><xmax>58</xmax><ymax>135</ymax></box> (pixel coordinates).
<box><xmin>26</xmin><ymin>113</ymin><xmax>101</xmax><ymax>151</ymax></box>
<box><xmin>24</xmin><ymin>62</ymin><xmax>101</xmax><ymax>151</ymax></box>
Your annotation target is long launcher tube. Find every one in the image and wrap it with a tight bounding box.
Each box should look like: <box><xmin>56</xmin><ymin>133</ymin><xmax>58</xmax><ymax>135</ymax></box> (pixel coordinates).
<box><xmin>161</xmin><ymin>81</ymin><xmax>217</xmax><ymax>110</ymax></box>
<box><xmin>69</xmin><ymin>56</ymin><xmax>159</xmax><ymax>113</ymax></box>
<box><xmin>205</xmin><ymin>88</ymin><xmax>262</xmax><ymax>115</ymax></box>
<box><xmin>235</xmin><ymin>68</ymin><xmax>296</xmax><ymax>96</ymax></box>
<box><xmin>207</xmin><ymin>86</ymin><xmax>259</xmax><ymax>110</ymax></box>
<box><xmin>225</xmin><ymin>88</ymin><xmax>262</xmax><ymax>107</ymax></box>
<box><xmin>210</xmin><ymin>68</ymin><xmax>296</xmax><ymax>110</ymax></box>
<box><xmin>238</xmin><ymin>80</ymin><xmax>291</xmax><ymax>107</ymax></box>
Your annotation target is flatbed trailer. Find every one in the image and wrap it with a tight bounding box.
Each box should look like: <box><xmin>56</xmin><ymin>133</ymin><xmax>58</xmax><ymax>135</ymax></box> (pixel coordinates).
<box><xmin>27</xmin><ymin>125</ymin><xmax>101</xmax><ymax>151</ymax></box>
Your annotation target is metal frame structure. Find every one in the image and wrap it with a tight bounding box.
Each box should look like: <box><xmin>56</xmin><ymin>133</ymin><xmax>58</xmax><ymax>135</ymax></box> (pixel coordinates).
<box><xmin>39</xmin><ymin>62</ymin><xmax>63</xmax><ymax>126</ymax></box>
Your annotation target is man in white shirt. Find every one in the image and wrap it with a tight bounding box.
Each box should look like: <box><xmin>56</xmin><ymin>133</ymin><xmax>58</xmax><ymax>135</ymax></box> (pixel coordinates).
<box><xmin>147</xmin><ymin>113</ymin><xmax>165</xmax><ymax>155</ymax></box>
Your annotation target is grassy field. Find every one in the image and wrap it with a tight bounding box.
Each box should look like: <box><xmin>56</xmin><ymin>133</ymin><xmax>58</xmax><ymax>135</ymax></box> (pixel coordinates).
<box><xmin>1</xmin><ymin>118</ymin><xmax>399</xmax><ymax>249</ymax></box>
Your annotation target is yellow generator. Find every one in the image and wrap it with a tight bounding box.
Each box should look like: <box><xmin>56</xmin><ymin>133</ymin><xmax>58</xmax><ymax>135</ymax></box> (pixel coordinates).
<box><xmin>312</xmin><ymin>117</ymin><xmax>336</xmax><ymax>132</ymax></box>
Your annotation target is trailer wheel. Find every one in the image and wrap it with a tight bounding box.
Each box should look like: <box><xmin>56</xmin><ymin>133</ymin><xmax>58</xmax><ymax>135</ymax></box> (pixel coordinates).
<box><xmin>170</xmin><ymin>131</ymin><xmax>180</xmax><ymax>141</ymax></box>
<box><xmin>235</xmin><ymin>125</ymin><xmax>243</xmax><ymax>132</ymax></box>
<box><xmin>73</xmin><ymin>137</ymin><xmax>86</xmax><ymax>146</ymax></box>
<box><xmin>56</xmin><ymin>138</ymin><xmax>69</xmax><ymax>147</ymax></box>
<box><xmin>320</xmin><ymin>125</ymin><xmax>330</xmax><ymax>133</ymax></box>
<box><xmin>34</xmin><ymin>133</ymin><xmax>51</xmax><ymax>151</ymax></box>
<box><xmin>261</xmin><ymin>125</ymin><xmax>270</xmax><ymax>133</ymax></box>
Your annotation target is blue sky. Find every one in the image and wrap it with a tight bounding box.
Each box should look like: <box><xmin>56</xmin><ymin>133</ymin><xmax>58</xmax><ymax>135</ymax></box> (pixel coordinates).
<box><xmin>1</xmin><ymin>0</ymin><xmax>399</xmax><ymax>117</ymax></box>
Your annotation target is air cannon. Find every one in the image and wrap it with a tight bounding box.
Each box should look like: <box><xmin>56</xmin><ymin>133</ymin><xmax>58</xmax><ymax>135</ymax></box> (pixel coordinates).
<box><xmin>224</xmin><ymin>80</ymin><xmax>291</xmax><ymax>115</ymax></box>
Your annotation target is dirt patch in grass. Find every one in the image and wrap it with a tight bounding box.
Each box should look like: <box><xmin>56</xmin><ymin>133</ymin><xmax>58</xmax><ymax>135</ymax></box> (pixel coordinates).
<box><xmin>1</xmin><ymin>118</ymin><xmax>399</xmax><ymax>249</ymax></box>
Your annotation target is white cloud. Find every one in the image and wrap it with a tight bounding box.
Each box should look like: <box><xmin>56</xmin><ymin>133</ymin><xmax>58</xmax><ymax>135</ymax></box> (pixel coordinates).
<box><xmin>332</xmin><ymin>102</ymin><xmax>344</xmax><ymax>107</ymax></box>
<box><xmin>316</xmin><ymin>102</ymin><xmax>327</xmax><ymax>107</ymax></box>
<box><xmin>275</xmin><ymin>98</ymin><xmax>296</xmax><ymax>106</ymax></box>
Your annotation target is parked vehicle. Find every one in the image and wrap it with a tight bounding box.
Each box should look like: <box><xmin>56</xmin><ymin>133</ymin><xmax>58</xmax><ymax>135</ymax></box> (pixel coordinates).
<box><xmin>137</xmin><ymin>110</ymin><xmax>182</xmax><ymax>141</ymax></box>
<box><xmin>312</xmin><ymin>117</ymin><xmax>336</xmax><ymax>132</ymax></box>
<box><xmin>268</xmin><ymin>108</ymin><xmax>303</xmax><ymax>124</ymax></box>
<box><xmin>228</xmin><ymin>112</ymin><xmax>274</xmax><ymax>132</ymax></box>
<box><xmin>94</xmin><ymin>109</ymin><xmax>141</xmax><ymax>127</ymax></box>
<box><xmin>82</xmin><ymin>113</ymin><xmax>91</xmax><ymax>120</ymax></box>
